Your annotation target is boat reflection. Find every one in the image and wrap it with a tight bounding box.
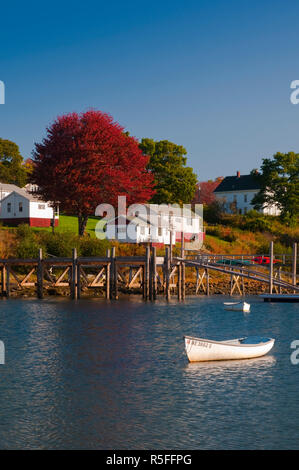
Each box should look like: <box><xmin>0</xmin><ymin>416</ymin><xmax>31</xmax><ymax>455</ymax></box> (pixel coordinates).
<box><xmin>184</xmin><ymin>355</ymin><xmax>276</xmax><ymax>376</ymax></box>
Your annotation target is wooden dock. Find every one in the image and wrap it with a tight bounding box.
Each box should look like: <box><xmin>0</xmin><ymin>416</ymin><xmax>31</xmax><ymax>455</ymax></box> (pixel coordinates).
<box><xmin>0</xmin><ymin>242</ymin><xmax>297</xmax><ymax>300</ymax></box>
<box><xmin>260</xmin><ymin>294</ymin><xmax>299</xmax><ymax>302</ymax></box>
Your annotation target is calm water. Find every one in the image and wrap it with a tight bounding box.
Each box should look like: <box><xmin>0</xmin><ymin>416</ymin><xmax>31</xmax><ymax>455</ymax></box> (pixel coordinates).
<box><xmin>0</xmin><ymin>295</ymin><xmax>298</xmax><ymax>449</ymax></box>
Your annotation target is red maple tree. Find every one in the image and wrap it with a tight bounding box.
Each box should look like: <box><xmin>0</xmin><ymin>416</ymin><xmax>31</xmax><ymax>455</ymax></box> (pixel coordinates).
<box><xmin>192</xmin><ymin>177</ymin><xmax>223</xmax><ymax>205</ymax></box>
<box><xmin>31</xmin><ymin>110</ymin><xmax>155</xmax><ymax>235</ymax></box>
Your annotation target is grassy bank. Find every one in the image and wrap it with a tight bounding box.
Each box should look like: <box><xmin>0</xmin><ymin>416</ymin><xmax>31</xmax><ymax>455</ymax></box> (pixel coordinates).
<box><xmin>203</xmin><ymin>210</ymin><xmax>298</xmax><ymax>255</ymax></box>
<box><xmin>0</xmin><ymin>214</ymin><xmax>100</xmax><ymax>237</ymax></box>
<box><xmin>0</xmin><ymin>211</ymin><xmax>297</xmax><ymax>259</ymax></box>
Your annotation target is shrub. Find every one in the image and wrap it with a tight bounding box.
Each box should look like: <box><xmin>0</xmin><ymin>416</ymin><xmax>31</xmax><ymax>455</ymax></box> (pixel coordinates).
<box><xmin>205</xmin><ymin>226</ymin><xmax>221</xmax><ymax>237</ymax></box>
<box><xmin>16</xmin><ymin>224</ymin><xmax>34</xmax><ymax>240</ymax></box>
<box><xmin>14</xmin><ymin>224</ymin><xmax>42</xmax><ymax>258</ymax></box>
<box><xmin>242</xmin><ymin>216</ymin><xmax>272</xmax><ymax>232</ymax></box>
<box><xmin>203</xmin><ymin>201</ymin><xmax>224</xmax><ymax>224</ymax></box>
<box><xmin>79</xmin><ymin>237</ymin><xmax>110</xmax><ymax>257</ymax></box>
<box><xmin>16</xmin><ymin>238</ymin><xmax>42</xmax><ymax>259</ymax></box>
<box><xmin>37</xmin><ymin>232</ymin><xmax>80</xmax><ymax>257</ymax></box>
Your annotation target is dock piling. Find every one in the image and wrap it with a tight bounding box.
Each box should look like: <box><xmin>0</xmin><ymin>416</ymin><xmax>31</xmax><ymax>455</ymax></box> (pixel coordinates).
<box><xmin>292</xmin><ymin>243</ymin><xmax>297</xmax><ymax>293</ymax></box>
<box><xmin>37</xmin><ymin>248</ymin><xmax>43</xmax><ymax>299</ymax></box>
<box><xmin>71</xmin><ymin>248</ymin><xmax>78</xmax><ymax>300</ymax></box>
<box><xmin>269</xmin><ymin>241</ymin><xmax>274</xmax><ymax>294</ymax></box>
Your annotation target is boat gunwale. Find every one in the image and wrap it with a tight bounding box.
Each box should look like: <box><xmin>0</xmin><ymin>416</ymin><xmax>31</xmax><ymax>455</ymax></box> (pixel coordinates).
<box><xmin>184</xmin><ymin>335</ymin><xmax>275</xmax><ymax>348</ymax></box>
<box><xmin>223</xmin><ymin>301</ymin><xmax>250</xmax><ymax>306</ymax></box>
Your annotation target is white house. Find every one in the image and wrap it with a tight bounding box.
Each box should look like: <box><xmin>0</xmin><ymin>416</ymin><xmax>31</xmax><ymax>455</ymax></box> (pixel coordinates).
<box><xmin>213</xmin><ymin>171</ymin><xmax>280</xmax><ymax>215</ymax></box>
<box><xmin>102</xmin><ymin>204</ymin><xmax>204</xmax><ymax>248</ymax></box>
<box><xmin>0</xmin><ymin>183</ymin><xmax>23</xmax><ymax>201</ymax></box>
<box><xmin>0</xmin><ymin>185</ymin><xmax>59</xmax><ymax>227</ymax></box>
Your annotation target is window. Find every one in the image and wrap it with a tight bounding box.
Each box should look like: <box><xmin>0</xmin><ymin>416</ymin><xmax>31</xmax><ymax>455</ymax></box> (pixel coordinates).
<box><xmin>244</xmin><ymin>194</ymin><xmax>247</xmax><ymax>202</ymax></box>
<box><xmin>158</xmin><ymin>227</ymin><xmax>162</xmax><ymax>236</ymax></box>
<box><xmin>140</xmin><ymin>226</ymin><xmax>145</xmax><ymax>235</ymax></box>
<box><xmin>233</xmin><ymin>195</ymin><xmax>237</xmax><ymax>202</ymax></box>
<box><xmin>19</xmin><ymin>202</ymin><xmax>23</xmax><ymax>212</ymax></box>
<box><xmin>38</xmin><ymin>204</ymin><xmax>45</xmax><ymax>210</ymax></box>
<box><xmin>7</xmin><ymin>202</ymin><xmax>11</xmax><ymax>213</ymax></box>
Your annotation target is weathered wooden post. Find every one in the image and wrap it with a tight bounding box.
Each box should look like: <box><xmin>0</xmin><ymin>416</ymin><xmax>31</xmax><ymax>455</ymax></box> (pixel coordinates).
<box><xmin>178</xmin><ymin>262</ymin><xmax>182</xmax><ymax>300</ymax></box>
<box><xmin>241</xmin><ymin>268</ymin><xmax>245</xmax><ymax>296</ymax></box>
<box><xmin>106</xmin><ymin>248</ymin><xmax>110</xmax><ymax>300</ymax></box>
<box><xmin>142</xmin><ymin>264</ymin><xmax>146</xmax><ymax>299</ymax></box>
<box><xmin>114</xmin><ymin>247</ymin><xmax>118</xmax><ymax>299</ymax></box>
<box><xmin>269</xmin><ymin>241</ymin><xmax>274</xmax><ymax>294</ymax></box>
<box><xmin>6</xmin><ymin>263</ymin><xmax>10</xmax><ymax>298</ymax></box>
<box><xmin>37</xmin><ymin>248</ymin><xmax>43</xmax><ymax>299</ymax></box>
<box><xmin>181</xmin><ymin>232</ymin><xmax>185</xmax><ymax>300</ymax></box>
<box><xmin>77</xmin><ymin>262</ymin><xmax>81</xmax><ymax>300</ymax></box>
<box><xmin>292</xmin><ymin>242</ymin><xmax>297</xmax><ymax>293</ymax></box>
<box><xmin>71</xmin><ymin>248</ymin><xmax>78</xmax><ymax>300</ymax></box>
<box><xmin>169</xmin><ymin>231</ymin><xmax>173</xmax><ymax>264</ymax></box>
<box><xmin>114</xmin><ymin>263</ymin><xmax>118</xmax><ymax>299</ymax></box>
<box><xmin>152</xmin><ymin>246</ymin><xmax>157</xmax><ymax>300</ymax></box>
<box><xmin>205</xmin><ymin>268</ymin><xmax>210</xmax><ymax>296</ymax></box>
<box><xmin>145</xmin><ymin>246</ymin><xmax>150</xmax><ymax>300</ymax></box>
<box><xmin>149</xmin><ymin>251</ymin><xmax>153</xmax><ymax>301</ymax></box>
<box><xmin>110</xmin><ymin>247</ymin><xmax>116</xmax><ymax>299</ymax></box>
<box><xmin>278</xmin><ymin>266</ymin><xmax>282</xmax><ymax>294</ymax></box>
<box><xmin>165</xmin><ymin>246</ymin><xmax>170</xmax><ymax>300</ymax></box>
<box><xmin>1</xmin><ymin>265</ymin><xmax>6</xmax><ymax>297</ymax></box>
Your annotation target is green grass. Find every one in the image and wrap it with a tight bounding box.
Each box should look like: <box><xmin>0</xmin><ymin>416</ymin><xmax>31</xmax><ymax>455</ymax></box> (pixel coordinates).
<box><xmin>1</xmin><ymin>215</ymin><xmax>103</xmax><ymax>238</ymax></box>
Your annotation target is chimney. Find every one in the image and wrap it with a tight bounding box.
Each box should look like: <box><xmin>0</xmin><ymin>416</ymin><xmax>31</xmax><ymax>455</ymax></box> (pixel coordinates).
<box><xmin>236</xmin><ymin>171</ymin><xmax>240</xmax><ymax>178</ymax></box>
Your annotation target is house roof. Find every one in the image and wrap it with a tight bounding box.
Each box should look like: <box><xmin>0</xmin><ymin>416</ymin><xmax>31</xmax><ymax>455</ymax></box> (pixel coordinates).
<box><xmin>0</xmin><ymin>182</ymin><xmax>44</xmax><ymax>202</ymax></box>
<box><xmin>213</xmin><ymin>174</ymin><xmax>260</xmax><ymax>193</ymax></box>
<box><xmin>0</xmin><ymin>183</ymin><xmax>23</xmax><ymax>194</ymax></box>
<box><xmin>0</xmin><ymin>189</ymin><xmax>44</xmax><ymax>203</ymax></box>
<box><xmin>107</xmin><ymin>214</ymin><xmax>155</xmax><ymax>227</ymax></box>
<box><xmin>144</xmin><ymin>203</ymin><xmax>197</xmax><ymax>218</ymax></box>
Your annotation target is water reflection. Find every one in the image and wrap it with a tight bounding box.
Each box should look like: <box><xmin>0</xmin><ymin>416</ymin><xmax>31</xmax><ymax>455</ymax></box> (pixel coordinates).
<box><xmin>0</xmin><ymin>296</ymin><xmax>298</xmax><ymax>449</ymax></box>
<box><xmin>184</xmin><ymin>355</ymin><xmax>276</xmax><ymax>376</ymax></box>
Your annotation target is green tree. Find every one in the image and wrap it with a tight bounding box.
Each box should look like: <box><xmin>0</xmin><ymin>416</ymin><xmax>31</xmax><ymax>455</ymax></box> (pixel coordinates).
<box><xmin>139</xmin><ymin>138</ymin><xmax>198</xmax><ymax>205</ymax></box>
<box><xmin>0</xmin><ymin>138</ymin><xmax>27</xmax><ymax>186</ymax></box>
<box><xmin>251</xmin><ymin>152</ymin><xmax>299</xmax><ymax>224</ymax></box>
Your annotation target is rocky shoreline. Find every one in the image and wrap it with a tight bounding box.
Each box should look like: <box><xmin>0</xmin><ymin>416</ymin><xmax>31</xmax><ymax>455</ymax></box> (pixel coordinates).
<box><xmin>1</xmin><ymin>278</ymin><xmax>272</xmax><ymax>299</ymax></box>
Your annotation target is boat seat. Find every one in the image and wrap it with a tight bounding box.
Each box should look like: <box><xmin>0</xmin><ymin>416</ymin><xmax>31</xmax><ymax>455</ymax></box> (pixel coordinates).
<box><xmin>241</xmin><ymin>336</ymin><xmax>270</xmax><ymax>344</ymax></box>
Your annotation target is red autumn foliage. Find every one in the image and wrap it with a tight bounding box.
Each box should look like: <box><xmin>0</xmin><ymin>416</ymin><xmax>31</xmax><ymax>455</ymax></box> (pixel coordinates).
<box><xmin>31</xmin><ymin>110</ymin><xmax>155</xmax><ymax>234</ymax></box>
<box><xmin>193</xmin><ymin>177</ymin><xmax>223</xmax><ymax>205</ymax></box>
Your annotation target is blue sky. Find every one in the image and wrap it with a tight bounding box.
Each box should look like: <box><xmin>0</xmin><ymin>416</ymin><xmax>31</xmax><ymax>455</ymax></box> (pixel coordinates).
<box><xmin>1</xmin><ymin>0</ymin><xmax>299</xmax><ymax>180</ymax></box>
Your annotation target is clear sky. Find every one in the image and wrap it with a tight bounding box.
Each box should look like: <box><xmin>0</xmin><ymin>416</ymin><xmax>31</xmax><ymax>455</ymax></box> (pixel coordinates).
<box><xmin>1</xmin><ymin>0</ymin><xmax>299</xmax><ymax>180</ymax></box>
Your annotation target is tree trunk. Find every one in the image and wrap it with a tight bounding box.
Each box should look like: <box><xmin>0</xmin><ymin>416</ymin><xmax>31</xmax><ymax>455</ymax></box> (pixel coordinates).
<box><xmin>78</xmin><ymin>214</ymin><xmax>89</xmax><ymax>236</ymax></box>
<box><xmin>52</xmin><ymin>211</ymin><xmax>55</xmax><ymax>234</ymax></box>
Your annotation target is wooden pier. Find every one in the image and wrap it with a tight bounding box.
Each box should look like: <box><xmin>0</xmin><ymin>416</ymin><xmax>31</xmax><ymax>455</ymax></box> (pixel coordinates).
<box><xmin>0</xmin><ymin>242</ymin><xmax>297</xmax><ymax>300</ymax></box>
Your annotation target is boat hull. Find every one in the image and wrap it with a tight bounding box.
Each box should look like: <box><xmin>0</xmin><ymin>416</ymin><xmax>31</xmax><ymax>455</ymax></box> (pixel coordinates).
<box><xmin>224</xmin><ymin>302</ymin><xmax>250</xmax><ymax>312</ymax></box>
<box><xmin>184</xmin><ymin>336</ymin><xmax>275</xmax><ymax>362</ymax></box>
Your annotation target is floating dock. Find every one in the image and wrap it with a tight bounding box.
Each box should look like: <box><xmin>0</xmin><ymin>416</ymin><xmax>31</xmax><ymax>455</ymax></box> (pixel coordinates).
<box><xmin>260</xmin><ymin>294</ymin><xmax>299</xmax><ymax>302</ymax></box>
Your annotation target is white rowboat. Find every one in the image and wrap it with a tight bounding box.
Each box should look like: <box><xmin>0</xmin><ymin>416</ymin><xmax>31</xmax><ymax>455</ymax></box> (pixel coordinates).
<box><xmin>184</xmin><ymin>335</ymin><xmax>275</xmax><ymax>362</ymax></box>
<box><xmin>224</xmin><ymin>301</ymin><xmax>250</xmax><ymax>312</ymax></box>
